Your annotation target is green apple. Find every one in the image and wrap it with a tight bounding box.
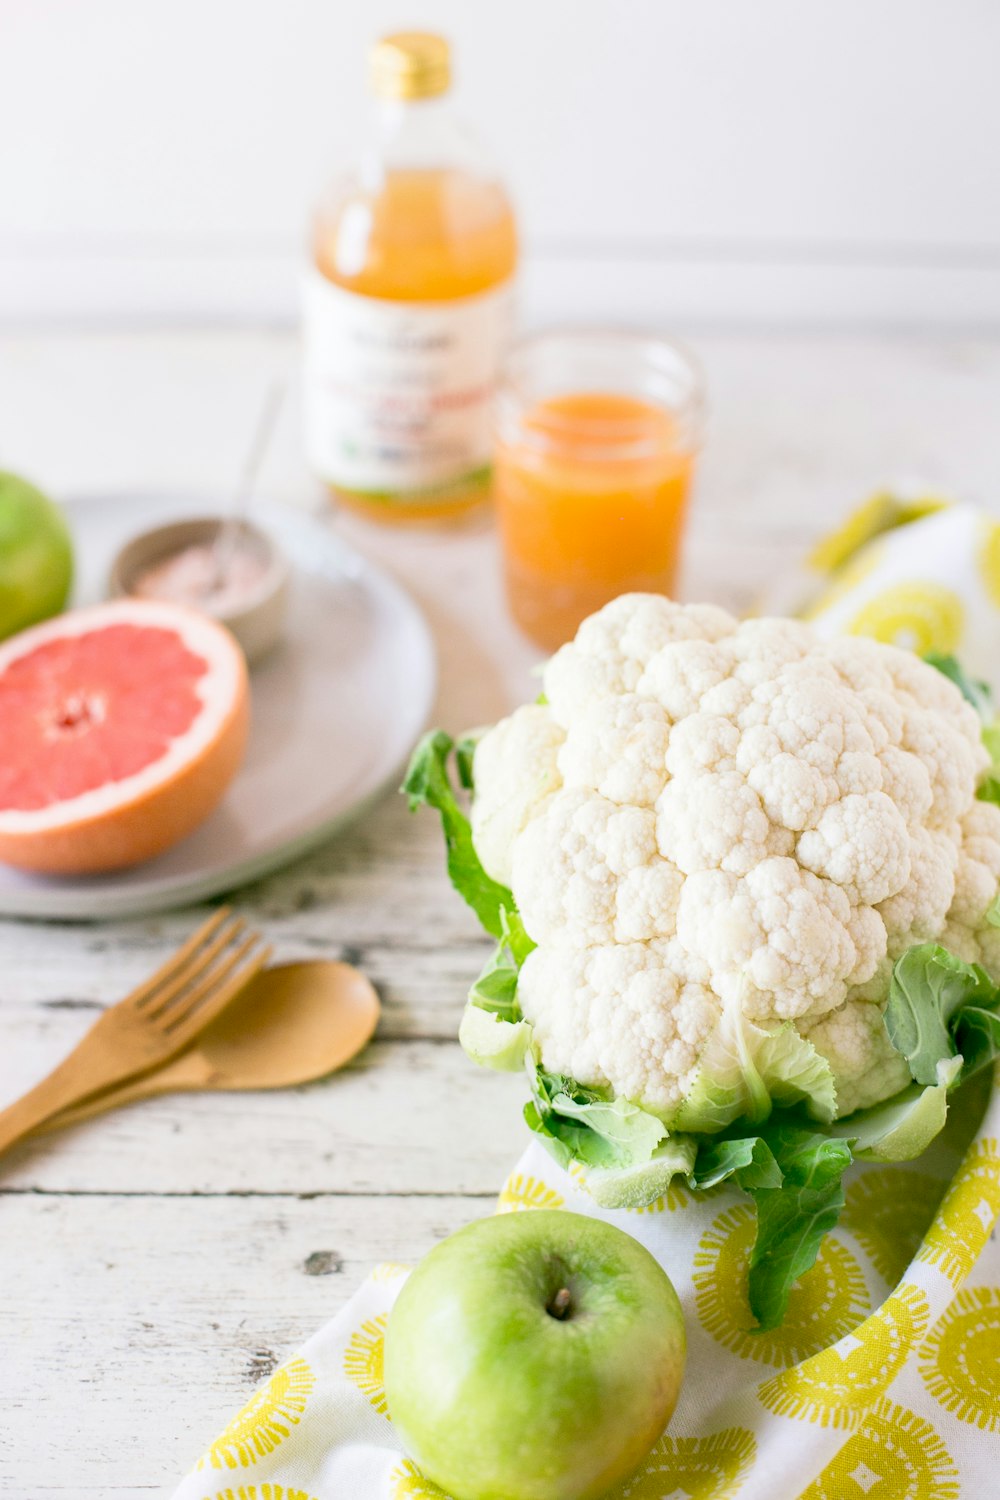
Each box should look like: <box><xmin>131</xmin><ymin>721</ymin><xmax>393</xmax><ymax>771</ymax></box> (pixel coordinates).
<box><xmin>0</xmin><ymin>471</ymin><xmax>74</xmax><ymax>641</ymax></box>
<box><xmin>384</xmin><ymin>1209</ymin><xmax>685</xmax><ymax>1500</ymax></box>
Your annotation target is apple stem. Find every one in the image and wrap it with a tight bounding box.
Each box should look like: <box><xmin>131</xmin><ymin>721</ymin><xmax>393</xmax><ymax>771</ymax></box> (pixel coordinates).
<box><xmin>547</xmin><ymin>1286</ymin><xmax>572</xmax><ymax>1320</ymax></box>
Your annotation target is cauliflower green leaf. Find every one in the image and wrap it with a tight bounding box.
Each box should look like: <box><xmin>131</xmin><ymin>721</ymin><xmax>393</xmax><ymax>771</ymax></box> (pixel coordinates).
<box><xmin>454</xmin><ymin>730</ymin><xmax>482</xmax><ymax>791</ymax></box>
<box><xmin>459</xmin><ymin>1004</ymin><xmax>533</xmax><ymax>1071</ymax></box>
<box><xmin>742</xmin><ymin>1124</ymin><xmax>853</xmax><ymax>1330</ymax></box>
<box><xmin>689</xmin><ymin>1134</ymin><xmax>783</xmax><ymax>1192</ymax></box>
<box><xmin>924</xmin><ymin>651</ymin><xmax>1000</xmax><ymax>804</ymax></box>
<box><xmin>404</xmin><ymin>730</ymin><xmax>513</xmax><ymax>940</ymax></box>
<box><xmin>955</xmin><ymin>1004</ymin><xmax>1000</xmax><ymax>1078</ymax></box>
<box><xmin>404</xmin><ymin>731</ymin><xmax>537</xmax><ymax>960</ymax></box>
<box><xmin>575</xmin><ymin>1137</ymin><xmax>698</xmax><ymax>1210</ymax></box>
<box><xmin>459</xmin><ymin>917</ymin><xmax>538</xmax><ymax>1072</ymax></box>
<box><xmin>673</xmin><ymin>1011</ymin><xmax>836</xmax><ymax>1134</ymax></box>
<box><xmin>686</xmin><ymin>1119</ymin><xmax>853</xmax><ymax>1330</ymax></box>
<box><xmin>924</xmin><ymin>652</ymin><xmax>994</xmax><ymax>718</ymax></box>
<box><xmin>468</xmin><ymin>936</ymin><xmax>520</xmax><ymax>1021</ymax></box>
<box><xmin>980</xmin><ymin>715</ymin><xmax>1000</xmax><ymax>793</ymax></box>
<box><xmin>467</xmin><ymin>911</ymin><xmax>536</xmax><ymax>1015</ymax></box>
<box><xmin>524</xmin><ymin>1052</ymin><xmax>668</xmax><ymax>1171</ymax></box>
<box><xmin>828</xmin><ymin>1058</ymin><xmax>961</xmax><ymax>1163</ymax></box>
<box><xmin>496</xmin><ymin>903</ymin><xmax>535</xmax><ymax>968</ymax></box>
<box><xmin>975</xmin><ymin>774</ymin><xmax>1000</xmax><ymax>806</ymax></box>
<box><xmin>884</xmin><ymin>942</ymin><xmax>999</xmax><ymax>1086</ymax></box>
<box><xmin>460</xmin><ymin>909</ymin><xmax>538</xmax><ymax>1072</ymax></box>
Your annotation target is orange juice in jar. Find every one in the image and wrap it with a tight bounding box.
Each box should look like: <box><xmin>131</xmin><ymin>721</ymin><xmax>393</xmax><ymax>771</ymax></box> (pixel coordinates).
<box><xmin>494</xmin><ymin>332</ymin><xmax>704</xmax><ymax>649</ymax></box>
<box><xmin>303</xmin><ymin>33</ymin><xmax>518</xmax><ymax>522</ymax></box>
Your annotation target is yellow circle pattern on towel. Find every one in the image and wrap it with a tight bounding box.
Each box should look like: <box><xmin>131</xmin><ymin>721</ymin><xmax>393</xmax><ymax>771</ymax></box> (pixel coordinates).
<box><xmin>758</xmin><ymin>1283</ymin><xmax>930</xmax><ymax>1429</ymax></box>
<box><xmin>371</xmin><ymin>1261</ymin><xmax>411</xmax><ymax>1284</ymax></box>
<box><xmin>629</xmin><ymin>1179</ymin><xmax>692</xmax><ymax>1213</ymax></box>
<box><xmin>847</xmin><ymin>581</ymin><xmax>964</xmax><ymax>653</ymax></box>
<box><xmin>208</xmin><ymin>1487</ymin><xmax>319</xmax><ymax>1500</ymax></box>
<box><xmin>343</xmin><ymin>1315</ymin><xmax>390</xmax><ymax>1414</ymax></box>
<box><xmin>796</xmin><ymin>1399</ymin><xmax>959</xmax><ymax>1500</ymax></box>
<box><xmin>801</xmin><ymin>541</ymin><xmax>885</xmax><ymax>620</ymax></box>
<box><xmin>694</xmin><ymin>1205</ymin><xmax>869</xmax><ymax>1366</ymax></box>
<box><xmin>563</xmin><ymin>1161</ymin><xmax>719</xmax><ymax>1214</ymax></box>
<box><xmin>917</xmin><ymin>1139</ymin><xmax>1000</xmax><ymax>1286</ymax></box>
<box><xmin>841</xmin><ymin>1169</ymin><xmax>942</xmax><ymax>1287</ymax></box>
<box><xmin>976</xmin><ymin>520</ymin><xmax>1000</xmax><ymax>607</ymax></box>
<box><xmin>630</xmin><ymin>1178</ymin><xmax>727</xmax><ymax>1214</ymax></box>
<box><xmin>618</xmin><ymin>1428</ymin><xmax>757</xmax><ymax>1499</ymax></box>
<box><xmin>496</xmin><ymin>1172</ymin><xmax>565</xmax><ymax>1213</ymax></box>
<box><xmin>919</xmin><ymin>1286</ymin><xmax>1000</xmax><ymax>1432</ymax></box>
<box><xmin>390</xmin><ymin>1459</ymin><xmax>449</xmax><ymax>1498</ymax></box>
<box><xmin>197</xmin><ymin>1360</ymin><xmax>316</xmax><ymax>1471</ymax></box>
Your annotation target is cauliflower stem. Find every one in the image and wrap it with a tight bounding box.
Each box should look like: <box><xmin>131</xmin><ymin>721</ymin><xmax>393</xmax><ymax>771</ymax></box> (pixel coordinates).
<box><xmin>404</xmin><ymin>612</ymin><xmax>1000</xmax><ymax>1329</ymax></box>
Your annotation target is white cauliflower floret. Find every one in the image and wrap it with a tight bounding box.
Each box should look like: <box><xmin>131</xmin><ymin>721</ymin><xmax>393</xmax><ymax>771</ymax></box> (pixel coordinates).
<box><xmin>558</xmin><ymin>694</ymin><xmax>671</xmax><ymax>808</ymax></box>
<box><xmin>730</xmin><ymin>617</ymin><xmax>817</xmax><ymax>683</ymax></box>
<box><xmin>801</xmin><ymin>999</ymin><xmax>911</xmax><ymax>1116</ymax></box>
<box><xmin>740</xmin><ymin>741</ymin><xmax>839</xmax><ymax>833</ymax></box>
<box><xmin>876</xmin><ymin>744</ymin><xmax>933</xmax><ymax>824</ymax></box>
<box><xmin>657</xmin><ymin>772</ymin><xmax>793</xmax><ymax>876</ymax></box>
<box><xmin>819</xmin><ymin>633</ymin><xmax>898</xmax><ymax>696</ymax></box>
<box><xmin>796</xmin><ymin>791</ymin><xmax>910</xmax><ymax>905</ymax></box>
<box><xmin>470</xmin><ymin>596</ymin><xmax>1000</xmax><ymax>1121</ymax></box>
<box><xmin>882</xmin><ymin>645</ymin><xmax>986</xmax><ymax>741</ymax></box>
<box><xmin>674</xmin><ymin>859</ymin><xmax>879</xmax><ymax>1021</ymax></box>
<box><xmin>637</xmin><ymin>639</ymin><xmax>734</xmax><ymax>720</ymax></box>
<box><xmin>876</xmin><ymin>825</ymin><xmax>957</xmax><ymax>956</ymax></box>
<box><xmin>735</xmin><ymin>673</ymin><xmax>889</xmax><ymax>832</ymax></box>
<box><xmin>953</xmin><ymin>868</ymin><xmax>1000</xmax><ymax>927</ymax></box>
<box><xmin>937</xmin><ymin>920</ymin><xmax>986</xmax><ymax>965</ymax></box>
<box><xmin>665</xmin><ymin>713</ymin><xmax>741</xmax><ymax>777</ymax></box>
<box><xmin>947</xmin><ymin>799</ymin><xmax>1000</xmax><ymax>943</ymax></box>
<box><xmin>513</xmin><ymin>788</ymin><xmax>683</xmax><ymax>948</ymax></box>
<box><xmin>900</xmin><ymin>708</ymin><xmax>983</xmax><ymax>824</ymax></box>
<box><xmin>470</xmin><ymin>705</ymin><xmax>565</xmax><ymax>885</ymax></box>
<box><xmin>518</xmin><ymin>941</ymin><xmax>720</xmax><ymax>1118</ymax></box>
<box><xmin>544</xmin><ymin>594</ymin><xmax>736</xmax><ymax>728</ymax></box>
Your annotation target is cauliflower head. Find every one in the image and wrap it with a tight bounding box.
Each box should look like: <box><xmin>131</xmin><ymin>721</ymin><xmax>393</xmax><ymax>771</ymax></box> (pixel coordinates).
<box><xmin>470</xmin><ymin>595</ymin><xmax>1000</xmax><ymax>1122</ymax></box>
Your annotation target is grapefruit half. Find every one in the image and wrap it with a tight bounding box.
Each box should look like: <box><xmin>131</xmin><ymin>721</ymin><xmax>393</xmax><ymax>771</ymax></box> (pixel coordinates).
<box><xmin>0</xmin><ymin>599</ymin><xmax>249</xmax><ymax>874</ymax></box>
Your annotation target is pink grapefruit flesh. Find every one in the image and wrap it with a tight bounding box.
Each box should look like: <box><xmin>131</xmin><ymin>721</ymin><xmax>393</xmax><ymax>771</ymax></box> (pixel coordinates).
<box><xmin>0</xmin><ymin>599</ymin><xmax>249</xmax><ymax>874</ymax></box>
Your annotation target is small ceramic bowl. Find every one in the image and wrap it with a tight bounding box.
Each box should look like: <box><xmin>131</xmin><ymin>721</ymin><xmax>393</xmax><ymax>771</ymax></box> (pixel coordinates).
<box><xmin>109</xmin><ymin>516</ymin><xmax>291</xmax><ymax>665</ymax></box>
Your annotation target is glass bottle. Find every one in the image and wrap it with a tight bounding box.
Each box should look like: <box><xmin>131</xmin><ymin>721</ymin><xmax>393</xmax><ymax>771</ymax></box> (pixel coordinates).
<box><xmin>303</xmin><ymin>32</ymin><xmax>518</xmax><ymax>522</ymax></box>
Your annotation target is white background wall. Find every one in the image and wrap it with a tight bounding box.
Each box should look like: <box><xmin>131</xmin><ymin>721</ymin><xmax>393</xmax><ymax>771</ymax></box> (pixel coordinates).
<box><xmin>2</xmin><ymin>0</ymin><xmax>999</xmax><ymax>327</ymax></box>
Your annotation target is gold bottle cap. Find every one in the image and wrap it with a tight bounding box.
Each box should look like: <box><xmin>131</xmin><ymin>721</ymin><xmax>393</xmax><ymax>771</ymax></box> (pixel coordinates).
<box><xmin>370</xmin><ymin>32</ymin><xmax>451</xmax><ymax>100</ymax></box>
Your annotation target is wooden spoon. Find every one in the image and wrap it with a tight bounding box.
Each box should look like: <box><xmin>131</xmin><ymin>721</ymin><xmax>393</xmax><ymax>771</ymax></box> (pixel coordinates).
<box><xmin>39</xmin><ymin>960</ymin><xmax>380</xmax><ymax>1134</ymax></box>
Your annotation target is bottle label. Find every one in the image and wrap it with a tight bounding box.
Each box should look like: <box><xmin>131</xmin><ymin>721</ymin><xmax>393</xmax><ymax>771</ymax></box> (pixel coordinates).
<box><xmin>302</xmin><ymin>271</ymin><xmax>515</xmax><ymax>500</ymax></box>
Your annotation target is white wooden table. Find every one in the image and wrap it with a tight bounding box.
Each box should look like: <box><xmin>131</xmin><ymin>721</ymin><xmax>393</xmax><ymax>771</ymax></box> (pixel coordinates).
<box><xmin>2</xmin><ymin>329</ymin><xmax>999</xmax><ymax>1497</ymax></box>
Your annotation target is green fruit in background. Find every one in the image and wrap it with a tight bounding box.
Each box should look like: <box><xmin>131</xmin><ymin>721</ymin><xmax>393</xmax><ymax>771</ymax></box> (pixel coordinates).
<box><xmin>384</xmin><ymin>1209</ymin><xmax>686</xmax><ymax>1500</ymax></box>
<box><xmin>0</xmin><ymin>471</ymin><xmax>74</xmax><ymax>640</ymax></box>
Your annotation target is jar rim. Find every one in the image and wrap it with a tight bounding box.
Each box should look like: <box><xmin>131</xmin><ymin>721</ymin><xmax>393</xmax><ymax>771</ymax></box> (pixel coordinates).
<box><xmin>495</xmin><ymin>327</ymin><xmax>706</xmax><ymax>459</ymax></box>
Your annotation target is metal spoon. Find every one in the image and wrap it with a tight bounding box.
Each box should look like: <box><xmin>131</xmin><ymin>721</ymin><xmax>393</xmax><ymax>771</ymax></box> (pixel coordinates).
<box><xmin>37</xmin><ymin>960</ymin><xmax>380</xmax><ymax>1134</ymax></box>
<box><xmin>209</xmin><ymin>379</ymin><xmax>286</xmax><ymax>598</ymax></box>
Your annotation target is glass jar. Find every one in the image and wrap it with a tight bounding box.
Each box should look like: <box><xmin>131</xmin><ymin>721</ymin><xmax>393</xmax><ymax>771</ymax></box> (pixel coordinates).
<box><xmin>494</xmin><ymin>330</ymin><xmax>705</xmax><ymax>649</ymax></box>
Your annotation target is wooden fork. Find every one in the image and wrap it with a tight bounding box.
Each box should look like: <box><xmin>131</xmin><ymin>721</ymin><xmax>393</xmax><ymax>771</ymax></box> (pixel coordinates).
<box><xmin>0</xmin><ymin>908</ymin><xmax>271</xmax><ymax>1158</ymax></box>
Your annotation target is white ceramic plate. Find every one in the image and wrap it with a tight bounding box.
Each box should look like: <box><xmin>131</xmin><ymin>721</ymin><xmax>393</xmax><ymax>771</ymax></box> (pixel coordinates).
<box><xmin>0</xmin><ymin>493</ymin><xmax>436</xmax><ymax>920</ymax></box>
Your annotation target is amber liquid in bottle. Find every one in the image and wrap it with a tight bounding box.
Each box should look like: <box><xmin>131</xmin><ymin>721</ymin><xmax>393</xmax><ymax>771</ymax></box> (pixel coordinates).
<box><xmin>304</xmin><ymin>33</ymin><xmax>517</xmax><ymax>522</ymax></box>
